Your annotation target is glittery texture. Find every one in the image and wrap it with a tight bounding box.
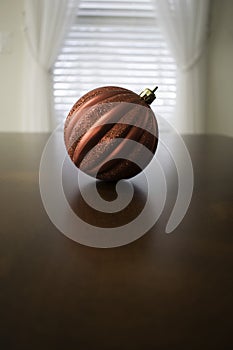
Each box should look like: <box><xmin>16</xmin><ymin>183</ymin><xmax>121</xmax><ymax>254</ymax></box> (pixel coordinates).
<box><xmin>64</xmin><ymin>86</ymin><xmax>158</xmax><ymax>181</ymax></box>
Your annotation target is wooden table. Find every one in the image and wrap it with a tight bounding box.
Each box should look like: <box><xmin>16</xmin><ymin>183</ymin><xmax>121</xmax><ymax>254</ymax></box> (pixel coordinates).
<box><xmin>0</xmin><ymin>133</ymin><xmax>232</xmax><ymax>349</ymax></box>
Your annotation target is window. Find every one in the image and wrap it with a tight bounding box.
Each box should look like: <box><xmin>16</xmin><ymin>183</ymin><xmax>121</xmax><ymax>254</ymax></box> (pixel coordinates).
<box><xmin>53</xmin><ymin>0</ymin><xmax>176</xmax><ymax>125</ymax></box>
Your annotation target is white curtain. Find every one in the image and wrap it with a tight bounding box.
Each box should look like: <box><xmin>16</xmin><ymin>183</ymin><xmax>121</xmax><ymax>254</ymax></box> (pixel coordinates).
<box><xmin>155</xmin><ymin>0</ymin><xmax>210</xmax><ymax>133</ymax></box>
<box><xmin>21</xmin><ymin>0</ymin><xmax>78</xmax><ymax>132</ymax></box>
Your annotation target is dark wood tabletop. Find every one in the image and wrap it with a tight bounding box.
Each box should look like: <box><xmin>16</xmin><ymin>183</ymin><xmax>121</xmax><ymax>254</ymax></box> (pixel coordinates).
<box><xmin>0</xmin><ymin>133</ymin><xmax>233</xmax><ymax>350</ymax></box>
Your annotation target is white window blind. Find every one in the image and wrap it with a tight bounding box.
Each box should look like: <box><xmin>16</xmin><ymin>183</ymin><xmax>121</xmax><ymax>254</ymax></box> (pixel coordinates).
<box><xmin>53</xmin><ymin>0</ymin><xmax>177</xmax><ymax>125</ymax></box>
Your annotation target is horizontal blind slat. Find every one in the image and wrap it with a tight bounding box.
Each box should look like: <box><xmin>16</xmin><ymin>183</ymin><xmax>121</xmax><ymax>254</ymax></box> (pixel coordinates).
<box><xmin>57</xmin><ymin>54</ymin><xmax>175</xmax><ymax>63</ymax></box>
<box><xmin>54</xmin><ymin>62</ymin><xmax>175</xmax><ymax>69</ymax></box>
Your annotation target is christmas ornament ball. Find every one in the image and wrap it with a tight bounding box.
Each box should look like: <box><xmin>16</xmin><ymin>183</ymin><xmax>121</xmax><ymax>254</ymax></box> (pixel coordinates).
<box><xmin>64</xmin><ymin>86</ymin><xmax>158</xmax><ymax>181</ymax></box>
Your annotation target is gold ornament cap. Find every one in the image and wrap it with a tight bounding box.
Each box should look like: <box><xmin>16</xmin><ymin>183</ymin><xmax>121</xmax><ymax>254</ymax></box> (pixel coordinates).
<box><xmin>139</xmin><ymin>86</ymin><xmax>158</xmax><ymax>105</ymax></box>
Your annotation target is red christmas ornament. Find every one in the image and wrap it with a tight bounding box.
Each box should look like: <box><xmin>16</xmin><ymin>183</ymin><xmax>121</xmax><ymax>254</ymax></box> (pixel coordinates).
<box><xmin>64</xmin><ymin>86</ymin><xmax>158</xmax><ymax>181</ymax></box>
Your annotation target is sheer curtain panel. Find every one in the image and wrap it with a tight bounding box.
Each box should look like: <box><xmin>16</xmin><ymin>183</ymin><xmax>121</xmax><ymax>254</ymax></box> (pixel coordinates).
<box><xmin>155</xmin><ymin>0</ymin><xmax>210</xmax><ymax>133</ymax></box>
<box><xmin>21</xmin><ymin>0</ymin><xmax>77</xmax><ymax>132</ymax></box>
